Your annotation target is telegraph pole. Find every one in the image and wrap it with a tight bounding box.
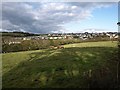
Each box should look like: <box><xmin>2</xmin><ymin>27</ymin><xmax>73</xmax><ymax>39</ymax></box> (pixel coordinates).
<box><xmin>117</xmin><ymin>22</ymin><xmax>120</xmax><ymax>88</ymax></box>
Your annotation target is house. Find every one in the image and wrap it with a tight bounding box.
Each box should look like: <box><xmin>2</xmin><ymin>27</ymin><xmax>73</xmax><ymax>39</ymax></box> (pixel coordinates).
<box><xmin>23</xmin><ymin>37</ymin><xmax>31</xmax><ymax>40</ymax></box>
<box><xmin>9</xmin><ymin>41</ymin><xmax>21</xmax><ymax>45</ymax></box>
<box><xmin>65</xmin><ymin>35</ymin><xmax>73</xmax><ymax>39</ymax></box>
<box><xmin>114</xmin><ymin>35</ymin><xmax>118</xmax><ymax>39</ymax></box>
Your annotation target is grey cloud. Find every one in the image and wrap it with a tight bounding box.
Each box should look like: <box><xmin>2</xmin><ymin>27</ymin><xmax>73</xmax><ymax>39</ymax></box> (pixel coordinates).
<box><xmin>1</xmin><ymin>2</ymin><xmax>115</xmax><ymax>33</ymax></box>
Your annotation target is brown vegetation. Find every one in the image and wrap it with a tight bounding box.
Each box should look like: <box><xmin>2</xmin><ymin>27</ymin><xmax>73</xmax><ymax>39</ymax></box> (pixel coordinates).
<box><xmin>49</xmin><ymin>45</ymin><xmax>64</xmax><ymax>49</ymax></box>
<box><xmin>57</xmin><ymin>45</ymin><xmax>64</xmax><ymax>49</ymax></box>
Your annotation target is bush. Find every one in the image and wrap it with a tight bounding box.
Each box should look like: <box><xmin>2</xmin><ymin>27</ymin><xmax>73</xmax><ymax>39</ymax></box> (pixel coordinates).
<box><xmin>2</xmin><ymin>44</ymin><xmax>23</xmax><ymax>53</ymax></box>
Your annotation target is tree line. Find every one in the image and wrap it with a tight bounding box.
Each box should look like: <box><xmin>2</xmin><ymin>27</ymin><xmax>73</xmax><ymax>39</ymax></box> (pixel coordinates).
<box><xmin>2</xmin><ymin>35</ymin><xmax>118</xmax><ymax>53</ymax></box>
<box><xmin>2</xmin><ymin>39</ymin><xmax>81</xmax><ymax>53</ymax></box>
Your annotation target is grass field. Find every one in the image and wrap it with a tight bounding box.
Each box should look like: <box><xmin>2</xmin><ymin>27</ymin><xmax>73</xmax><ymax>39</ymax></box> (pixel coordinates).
<box><xmin>2</xmin><ymin>41</ymin><xmax>119</xmax><ymax>88</ymax></box>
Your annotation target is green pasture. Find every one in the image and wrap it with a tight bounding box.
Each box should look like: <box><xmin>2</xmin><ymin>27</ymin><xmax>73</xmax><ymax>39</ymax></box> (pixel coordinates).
<box><xmin>2</xmin><ymin>41</ymin><xmax>118</xmax><ymax>88</ymax></box>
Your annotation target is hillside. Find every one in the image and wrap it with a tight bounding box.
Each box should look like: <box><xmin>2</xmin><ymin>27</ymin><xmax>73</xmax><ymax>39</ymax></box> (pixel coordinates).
<box><xmin>2</xmin><ymin>41</ymin><xmax>119</xmax><ymax>88</ymax></box>
<box><xmin>1</xmin><ymin>32</ymin><xmax>39</xmax><ymax>37</ymax></box>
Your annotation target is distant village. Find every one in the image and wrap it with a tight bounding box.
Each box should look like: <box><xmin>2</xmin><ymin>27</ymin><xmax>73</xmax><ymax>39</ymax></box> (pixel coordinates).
<box><xmin>22</xmin><ymin>32</ymin><xmax>119</xmax><ymax>40</ymax></box>
<box><xmin>2</xmin><ymin>32</ymin><xmax>119</xmax><ymax>45</ymax></box>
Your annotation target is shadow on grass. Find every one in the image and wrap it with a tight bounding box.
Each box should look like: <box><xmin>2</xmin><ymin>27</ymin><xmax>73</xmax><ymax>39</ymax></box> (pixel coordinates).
<box><xmin>2</xmin><ymin>47</ymin><xmax>119</xmax><ymax>88</ymax></box>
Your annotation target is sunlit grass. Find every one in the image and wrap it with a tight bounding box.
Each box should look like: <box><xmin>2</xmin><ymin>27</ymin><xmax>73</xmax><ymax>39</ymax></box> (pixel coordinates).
<box><xmin>2</xmin><ymin>41</ymin><xmax>118</xmax><ymax>88</ymax></box>
<box><xmin>64</xmin><ymin>41</ymin><xmax>117</xmax><ymax>48</ymax></box>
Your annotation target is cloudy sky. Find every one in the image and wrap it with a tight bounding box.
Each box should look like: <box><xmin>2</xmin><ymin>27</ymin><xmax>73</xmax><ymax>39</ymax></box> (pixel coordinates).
<box><xmin>1</xmin><ymin>2</ymin><xmax>118</xmax><ymax>34</ymax></box>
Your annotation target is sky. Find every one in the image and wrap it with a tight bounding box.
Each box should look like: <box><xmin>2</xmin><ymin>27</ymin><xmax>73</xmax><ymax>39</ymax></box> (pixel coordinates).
<box><xmin>1</xmin><ymin>2</ymin><xmax>118</xmax><ymax>34</ymax></box>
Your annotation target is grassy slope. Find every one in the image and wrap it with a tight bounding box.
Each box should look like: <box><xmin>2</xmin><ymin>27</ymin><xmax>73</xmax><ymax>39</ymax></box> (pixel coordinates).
<box><xmin>2</xmin><ymin>41</ymin><xmax>118</xmax><ymax>88</ymax></box>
